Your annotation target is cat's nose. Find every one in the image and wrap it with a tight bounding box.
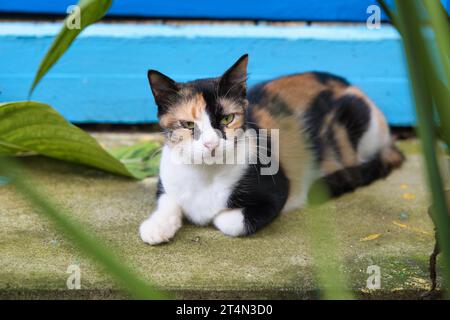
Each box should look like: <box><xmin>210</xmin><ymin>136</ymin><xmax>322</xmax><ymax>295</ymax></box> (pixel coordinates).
<box><xmin>203</xmin><ymin>141</ymin><xmax>219</xmax><ymax>151</ymax></box>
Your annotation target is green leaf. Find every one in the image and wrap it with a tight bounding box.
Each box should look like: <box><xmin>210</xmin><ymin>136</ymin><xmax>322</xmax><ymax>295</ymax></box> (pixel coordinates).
<box><xmin>306</xmin><ymin>182</ymin><xmax>354</xmax><ymax>300</ymax></box>
<box><xmin>392</xmin><ymin>0</ymin><xmax>450</xmax><ymax>298</ymax></box>
<box><xmin>421</xmin><ymin>0</ymin><xmax>450</xmax><ymax>149</ymax></box>
<box><xmin>378</xmin><ymin>0</ymin><xmax>400</xmax><ymax>29</ymax></box>
<box><xmin>29</xmin><ymin>0</ymin><xmax>112</xmax><ymax>96</ymax></box>
<box><xmin>109</xmin><ymin>142</ymin><xmax>162</xmax><ymax>179</ymax></box>
<box><xmin>0</xmin><ymin>101</ymin><xmax>159</xmax><ymax>179</ymax></box>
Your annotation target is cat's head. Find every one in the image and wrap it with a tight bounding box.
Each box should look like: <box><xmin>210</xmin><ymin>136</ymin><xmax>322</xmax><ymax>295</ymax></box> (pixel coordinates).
<box><xmin>147</xmin><ymin>54</ymin><xmax>249</xmax><ymax>164</ymax></box>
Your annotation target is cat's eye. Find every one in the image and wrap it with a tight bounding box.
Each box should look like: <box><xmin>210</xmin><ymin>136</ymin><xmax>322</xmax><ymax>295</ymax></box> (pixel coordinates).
<box><xmin>181</xmin><ymin>121</ymin><xmax>195</xmax><ymax>129</ymax></box>
<box><xmin>221</xmin><ymin>114</ymin><xmax>235</xmax><ymax>126</ymax></box>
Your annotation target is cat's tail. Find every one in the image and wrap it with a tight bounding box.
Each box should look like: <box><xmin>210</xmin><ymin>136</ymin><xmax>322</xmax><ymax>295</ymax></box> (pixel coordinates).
<box><xmin>309</xmin><ymin>144</ymin><xmax>405</xmax><ymax>201</ymax></box>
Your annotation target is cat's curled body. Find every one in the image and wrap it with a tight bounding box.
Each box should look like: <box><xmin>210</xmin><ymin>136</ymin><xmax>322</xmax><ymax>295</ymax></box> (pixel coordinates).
<box><xmin>139</xmin><ymin>54</ymin><xmax>404</xmax><ymax>245</ymax></box>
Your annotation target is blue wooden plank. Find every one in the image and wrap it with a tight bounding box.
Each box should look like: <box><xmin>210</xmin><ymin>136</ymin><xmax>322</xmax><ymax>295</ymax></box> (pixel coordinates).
<box><xmin>0</xmin><ymin>0</ymin><xmax>389</xmax><ymax>21</ymax></box>
<box><xmin>442</xmin><ymin>0</ymin><xmax>450</xmax><ymax>10</ymax></box>
<box><xmin>0</xmin><ymin>22</ymin><xmax>415</xmax><ymax>125</ymax></box>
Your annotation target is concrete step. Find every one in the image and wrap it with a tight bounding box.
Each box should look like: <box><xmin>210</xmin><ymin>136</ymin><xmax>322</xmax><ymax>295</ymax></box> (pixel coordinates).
<box><xmin>0</xmin><ymin>136</ymin><xmax>442</xmax><ymax>299</ymax></box>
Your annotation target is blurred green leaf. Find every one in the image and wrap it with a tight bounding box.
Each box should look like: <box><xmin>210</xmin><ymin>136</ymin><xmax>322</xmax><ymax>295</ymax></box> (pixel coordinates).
<box><xmin>307</xmin><ymin>182</ymin><xmax>354</xmax><ymax>300</ymax></box>
<box><xmin>378</xmin><ymin>0</ymin><xmax>399</xmax><ymax>28</ymax></box>
<box><xmin>29</xmin><ymin>0</ymin><xmax>112</xmax><ymax>96</ymax></box>
<box><xmin>0</xmin><ymin>101</ymin><xmax>159</xmax><ymax>179</ymax></box>
<box><xmin>421</xmin><ymin>0</ymin><xmax>450</xmax><ymax>149</ymax></box>
<box><xmin>109</xmin><ymin>141</ymin><xmax>162</xmax><ymax>179</ymax></box>
<box><xmin>384</xmin><ymin>0</ymin><xmax>450</xmax><ymax>298</ymax></box>
<box><xmin>0</xmin><ymin>157</ymin><xmax>168</xmax><ymax>300</ymax></box>
<box><xmin>378</xmin><ymin>0</ymin><xmax>450</xmax><ymax>148</ymax></box>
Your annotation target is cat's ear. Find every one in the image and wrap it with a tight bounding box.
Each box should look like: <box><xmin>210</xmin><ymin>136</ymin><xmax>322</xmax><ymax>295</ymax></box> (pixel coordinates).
<box><xmin>147</xmin><ymin>70</ymin><xmax>179</xmax><ymax>114</ymax></box>
<box><xmin>219</xmin><ymin>54</ymin><xmax>248</xmax><ymax>99</ymax></box>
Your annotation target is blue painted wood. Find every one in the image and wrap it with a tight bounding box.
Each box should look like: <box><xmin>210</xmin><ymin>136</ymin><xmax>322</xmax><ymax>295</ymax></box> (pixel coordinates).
<box><xmin>443</xmin><ymin>0</ymin><xmax>450</xmax><ymax>10</ymax></box>
<box><xmin>0</xmin><ymin>0</ymin><xmax>390</xmax><ymax>21</ymax></box>
<box><xmin>0</xmin><ymin>23</ymin><xmax>415</xmax><ymax>125</ymax></box>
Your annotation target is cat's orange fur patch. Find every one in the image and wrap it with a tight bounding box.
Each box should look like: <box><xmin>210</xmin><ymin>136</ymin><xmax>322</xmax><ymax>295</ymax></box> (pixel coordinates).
<box><xmin>333</xmin><ymin>123</ymin><xmax>358</xmax><ymax>166</ymax></box>
<box><xmin>160</xmin><ymin>92</ymin><xmax>206</xmax><ymax>128</ymax></box>
<box><xmin>263</xmin><ymin>73</ymin><xmax>324</xmax><ymax>115</ymax></box>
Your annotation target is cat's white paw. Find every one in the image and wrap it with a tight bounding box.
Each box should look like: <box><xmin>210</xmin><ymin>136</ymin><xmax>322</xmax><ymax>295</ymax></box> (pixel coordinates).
<box><xmin>139</xmin><ymin>213</ymin><xmax>181</xmax><ymax>245</ymax></box>
<box><xmin>213</xmin><ymin>209</ymin><xmax>247</xmax><ymax>237</ymax></box>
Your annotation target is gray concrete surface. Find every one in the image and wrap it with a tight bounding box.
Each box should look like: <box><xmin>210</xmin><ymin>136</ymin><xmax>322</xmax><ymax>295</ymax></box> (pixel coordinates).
<box><xmin>0</xmin><ymin>136</ymin><xmax>443</xmax><ymax>299</ymax></box>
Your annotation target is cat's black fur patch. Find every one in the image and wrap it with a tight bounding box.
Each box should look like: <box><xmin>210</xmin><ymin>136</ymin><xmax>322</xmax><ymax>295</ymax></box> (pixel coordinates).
<box><xmin>265</xmin><ymin>95</ymin><xmax>294</xmax><ymax>118</ymax></box>
<box><xmin>156</xmin><ymin>178</ymin><xmax>165</xmax><ymax>199</ymax></box>
<box><xmin>228</xmin><ymin>163</ymin><xmax>289</xmax><ymax>235</ymax></box>
<box><xmin>248</xmin><ymin>83</ymin><xmax>294</xmax><ymax>118</ymax></box>
<box><xmin>303</xmin><ymin>90</ymin><xmax>335</xmax><ymax>162</ymax></box>
<box><xmin>312</xmin><ymin>71</ymin><xmax>350</xmax><ymax>86</ymax></box>
<box><xmin>308</xmin><ymin>148</ymin><xmax>403</xmax><ymax>201</ymax></box>
<box><xmin>247</xmin><ymin>81</ymin><xmax>270</xmax><ymax>104</ymax></box>
<box><xmin>332</xmin><ymin>95</ymin><xmax>372</xmax><ymax>148</ymax></box>
<box><xmin>303</xmin><ymin>90</ymin><xmax>371</xmax><ymax>164</ymax></box>
<box><xmin>227</xmin><ymin>116</ymin><xmax>289</xmax><ymax>235</ymax></box>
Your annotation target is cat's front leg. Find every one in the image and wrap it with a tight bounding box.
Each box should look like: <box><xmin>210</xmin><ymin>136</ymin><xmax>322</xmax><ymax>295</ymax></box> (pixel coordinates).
<box><xmin>139</xmin><ymin>194</ymin><xmax>183</xmax><ymax>245</ymax></box>
<box><xmin>213</xmin><ymin>204</ymin><xmax>281</xmax><ymax>237</ymax></box>
<box><xmin>213</xmin><ymin>209</ymin><xmax>247</xmax><ymax>237</ymax></box>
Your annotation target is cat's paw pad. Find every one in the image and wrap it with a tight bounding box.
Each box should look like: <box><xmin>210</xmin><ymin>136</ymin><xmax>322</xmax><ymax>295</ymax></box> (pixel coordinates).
<box><xmin>213</xmin><ymin>209</ymin><xmax>247</xmax><ymax>237</ymax></box>
<box><xmin>139</xmin><ymin>214</ymin><xmax>180</xmax><ymax>245</ymax></box>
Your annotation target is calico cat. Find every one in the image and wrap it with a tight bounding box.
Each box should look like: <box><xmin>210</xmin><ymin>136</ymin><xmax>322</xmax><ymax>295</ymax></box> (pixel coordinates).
<box><xmin>139</xmin><ymin>54</ymin><xmax>404</xmax><ymax>245</ymax></box>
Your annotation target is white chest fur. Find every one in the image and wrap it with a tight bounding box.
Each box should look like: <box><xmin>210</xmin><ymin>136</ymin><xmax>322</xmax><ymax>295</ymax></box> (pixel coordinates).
<box><xmin>159</xmin><ymin>146</ymin><xmax>248</xmax><ymax>225</ymax></box>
